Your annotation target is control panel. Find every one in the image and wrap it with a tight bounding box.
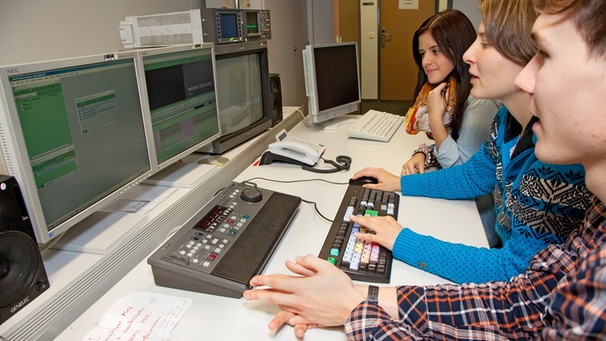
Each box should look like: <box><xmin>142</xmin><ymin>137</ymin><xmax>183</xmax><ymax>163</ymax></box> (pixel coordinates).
<box><xmin>147</xmin><ymin>181</ymin><xmax>300</xmax><ymax>298</ymax></box>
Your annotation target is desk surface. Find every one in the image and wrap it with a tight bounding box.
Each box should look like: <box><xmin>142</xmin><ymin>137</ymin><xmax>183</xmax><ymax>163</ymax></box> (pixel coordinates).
<box><xmin>57</xmin><ymin>115</ymin><xmax>487</xmax><ymax>340</ymax></box>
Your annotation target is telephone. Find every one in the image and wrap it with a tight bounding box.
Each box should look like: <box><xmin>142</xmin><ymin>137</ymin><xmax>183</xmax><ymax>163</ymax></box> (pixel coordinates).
<box><xmin>260</xmin><ymin>129</ymin><xmax>326</xmax><ymax>166</ymax></box>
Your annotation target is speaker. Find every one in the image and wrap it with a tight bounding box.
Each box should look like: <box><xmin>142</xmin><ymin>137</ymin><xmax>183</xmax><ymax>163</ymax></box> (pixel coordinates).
<box><xmin>0</xmin><ymin>175</ymin><xmax>50</xmax><ymax>325</ymax></box>
<box><xmin>269</xmin><ymin>73</ymin><xmax>283</xmax><ymax>126</ymax></box>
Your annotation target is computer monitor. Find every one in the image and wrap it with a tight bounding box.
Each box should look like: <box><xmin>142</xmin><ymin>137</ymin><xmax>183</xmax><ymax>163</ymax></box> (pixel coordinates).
<box><xmin>136</xmin><ymin>44</ymin><xmax>221</xmax><ymax>172</ymax></box>
<box><xmin>0</xmin><ymin>52</ymin><xmax>153</xmax><ymax>244</ymax></box>
<box><xmin>200</xmin><ymin>41</ymin><xmax>272</xmax><ymax>154</ymax></box>
<box><xmin>303</xmin><ymin>42</ymin><xmax>361</xmax><ymax>124</ymax></box>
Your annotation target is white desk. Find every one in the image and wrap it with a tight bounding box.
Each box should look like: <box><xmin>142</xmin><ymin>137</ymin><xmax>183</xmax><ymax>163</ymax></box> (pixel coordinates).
<box><xmin>57</xmin><ymin>115</ymin><xmax>488</xmax><ymax>340</ymax></box>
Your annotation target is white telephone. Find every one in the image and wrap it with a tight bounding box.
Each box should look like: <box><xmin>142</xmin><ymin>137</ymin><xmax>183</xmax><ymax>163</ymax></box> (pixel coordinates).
<box><xmin>263</xmin><ymin>129</ymin><xmax>326</xmax><ymax>166</ymax></box>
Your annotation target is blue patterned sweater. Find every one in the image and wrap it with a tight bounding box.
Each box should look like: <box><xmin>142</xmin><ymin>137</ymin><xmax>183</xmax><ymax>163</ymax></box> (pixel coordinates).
<box><xmin>396</xmin><ymin>106</ymin><xmax>591</xmax><ymax>283</ymax></box>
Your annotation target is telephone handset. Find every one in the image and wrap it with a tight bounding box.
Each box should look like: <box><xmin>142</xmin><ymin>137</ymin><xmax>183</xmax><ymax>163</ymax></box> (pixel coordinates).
<box><xmin>264</xmin><ymin>129</ymin><xmax>326</xmax><ymax>166</ymax></box>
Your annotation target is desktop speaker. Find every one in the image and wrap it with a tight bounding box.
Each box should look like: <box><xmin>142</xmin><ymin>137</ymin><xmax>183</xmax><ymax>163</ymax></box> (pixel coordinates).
<box><xmin>269</xmin><ymin>73</ymin><xmax>283</xmax><ymax>126</ymax></box>
<box><xmin>0</xmin><ymin>175</ymin><xmax>50</xmax><ymax>325</ymax></box>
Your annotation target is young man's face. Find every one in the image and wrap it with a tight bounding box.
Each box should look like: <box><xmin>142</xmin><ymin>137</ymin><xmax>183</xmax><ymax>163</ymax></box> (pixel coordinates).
<box><xmin>464</xmin><ymin>22</ymin><xmax>524</xmax><ymax>102</ymax></box>
<box><xmin>515</xmin><ymin>12</ymin><xmax>606</xmax><ymax>168</ymax></box>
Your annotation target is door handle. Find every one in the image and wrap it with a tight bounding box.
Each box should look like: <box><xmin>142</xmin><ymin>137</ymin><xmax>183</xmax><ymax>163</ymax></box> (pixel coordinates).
<box><xmin>381</xmin><ymin>28</ymin><xmax>392</xmax><ymax>47</ymax></box>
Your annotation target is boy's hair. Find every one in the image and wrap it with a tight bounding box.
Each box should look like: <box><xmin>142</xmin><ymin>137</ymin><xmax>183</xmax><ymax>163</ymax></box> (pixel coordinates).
<box><xmin>480</xmin><ymin>0</ymin><xmax>538</xmax><ymax>66</ymax></box>
<box><xmin>535</xmin><ymin>0</ymin><xmax>606</xmax><ymax>57</ymax></box>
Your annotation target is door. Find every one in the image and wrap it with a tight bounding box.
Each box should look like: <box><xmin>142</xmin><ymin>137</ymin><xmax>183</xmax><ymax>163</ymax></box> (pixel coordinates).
<box><xmin>380</xmin><ymin>1</ymin><xmax>435</xmax><ymax>101</ymax></box>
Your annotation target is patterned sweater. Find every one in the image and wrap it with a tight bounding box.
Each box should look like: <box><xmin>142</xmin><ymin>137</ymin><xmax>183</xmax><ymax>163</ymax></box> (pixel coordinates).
<box><xmin>396</xmin><ymin>106</ymin><xmax>591</xmax><ymax>283</ymax></box>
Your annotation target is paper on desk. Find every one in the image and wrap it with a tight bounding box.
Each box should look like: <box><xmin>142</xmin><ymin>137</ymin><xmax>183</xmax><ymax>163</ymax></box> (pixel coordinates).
<box><xmin>82</xmin><ymin>291</ymin><xmax>192</xmax><ymax>341</ymax></box>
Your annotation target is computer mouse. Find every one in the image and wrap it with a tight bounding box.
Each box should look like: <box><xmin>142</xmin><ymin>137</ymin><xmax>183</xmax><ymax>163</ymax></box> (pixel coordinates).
<box><xmin>349</xmin><ymin>176</ymin><xmax>378</xmax><ymax>186</ymax></box>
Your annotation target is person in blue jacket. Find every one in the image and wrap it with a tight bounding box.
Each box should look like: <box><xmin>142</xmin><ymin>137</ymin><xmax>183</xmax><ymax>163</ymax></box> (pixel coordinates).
<box><xmin>350</xmin><ymin>0</ymin><xmax>592</xmax><ymax>284</ymax></box>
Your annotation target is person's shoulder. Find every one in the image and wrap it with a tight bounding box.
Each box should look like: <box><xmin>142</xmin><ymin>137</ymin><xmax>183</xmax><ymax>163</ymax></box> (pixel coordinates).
<box><xmin>466</xmin><ymin>95</ymin><xmax>501</xmax><ymax>107</ymax></box>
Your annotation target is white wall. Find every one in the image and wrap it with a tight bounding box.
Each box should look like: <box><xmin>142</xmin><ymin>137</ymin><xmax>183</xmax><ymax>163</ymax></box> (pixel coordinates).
<box><xmin>264</xmin><ymin>0</ymin><xmax>308</xmax><ymax>106</ymax></box>
<box><xmin>306</xmin><ymin>0</ymin><xmax>333</xmax><ymax>45</ymax></box>
<box><xmin>0</xmin><ymin>0</ymin><xmax>310</xmax><ymax>107</ymax></box>
<box><xmin>449</xmin><ymin>0</ymin><xmax>482</xmax><ymax>28</ymax></box>
<box><xmin>0</xmin><ymin>0</ymin><xmax>202</xmax><ymax>65</ymax></box>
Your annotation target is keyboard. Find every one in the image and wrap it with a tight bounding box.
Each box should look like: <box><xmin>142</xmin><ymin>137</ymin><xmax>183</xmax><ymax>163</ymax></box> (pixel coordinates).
<box><xmin>347</xmin><ymin>109</ymin><xmax>404</xmax><ymax>142</ymax></box>
<box><xmin>147</xmin><ymin>182</ymin><xmax>301</xmax><ymax>298</ymax></box>
<box><xmin>318</xmin><ymin>184</ymin><xmax>398</xmax><ymax>283</ymax></box>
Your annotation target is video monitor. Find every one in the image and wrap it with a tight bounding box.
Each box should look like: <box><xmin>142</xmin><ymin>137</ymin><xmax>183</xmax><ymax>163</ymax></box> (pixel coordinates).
<box><xmin>137</xmin><ymin>44</ymin><xmax>221</xmax><ymax>171</ymax></box>
<box><xmin>303</xmin><ymin>42</ymin><xmax>361</xmax><ymax>124</ymax></box>
<box><xmin>200</xmin><ymin>41</ymin><xmax>272</xmax><ymax>154</ymax></box>
<box><xmin>0</xmin><ymin>52</ymin><xmax>153</xmax><ymax>244</ymax></box>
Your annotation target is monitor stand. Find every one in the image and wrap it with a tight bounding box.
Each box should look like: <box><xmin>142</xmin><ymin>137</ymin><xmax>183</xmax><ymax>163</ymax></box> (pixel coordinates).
<box><xmin>50</xmin><ymin>211</ymin><xmax>148</xmax><ymax>255</ymax></box>
<box><xmin>144</xmin><ymin>157</ymin><xmax>222</xmax><ymax>188</ymax></box>
<box><xmin>317</xmin><ymin>116</ymin><xmax>357</xmax><ymax>132</ymax></box>
<box><xmin>50</xmin><ymin>184</ymin><xmax>178</xmax><ymax>254</ymax></box>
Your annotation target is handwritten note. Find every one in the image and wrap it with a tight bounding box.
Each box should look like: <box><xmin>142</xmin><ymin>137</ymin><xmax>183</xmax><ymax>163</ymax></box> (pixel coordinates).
<box><xmin>82</xmin><ymin>292</ymin><xmax>192</xmax><ymax>341</ymax></box>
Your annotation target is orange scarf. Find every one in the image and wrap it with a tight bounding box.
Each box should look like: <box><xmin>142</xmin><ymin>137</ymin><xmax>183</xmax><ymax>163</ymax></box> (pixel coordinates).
<box><xmin>405</xmin><ymin>78</ymin><xmax>457</xmax><ymax>138</ymax></box>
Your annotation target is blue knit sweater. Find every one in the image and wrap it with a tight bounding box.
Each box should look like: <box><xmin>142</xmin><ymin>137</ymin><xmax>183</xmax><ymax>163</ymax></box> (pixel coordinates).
<box><xmin>397</xmin><ymin>106</ymin><xmax>591</xmax><ymax>283</ymax></box>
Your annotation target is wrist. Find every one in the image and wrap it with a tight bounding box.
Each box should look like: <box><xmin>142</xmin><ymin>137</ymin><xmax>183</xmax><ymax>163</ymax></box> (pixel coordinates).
<box><xmin>367</xmin><ymin>285</ymin><xmax>379</xmax><ymax>303</ymax></box>
<box><xmin>354</xmin><ymin>284</ymin><xmax>367</xmax><ymax>299</ymax></box>
<box><xmin>412</xmin><ymin>144</ymin><xmax>439</xmax><ymax>168</ymax></box>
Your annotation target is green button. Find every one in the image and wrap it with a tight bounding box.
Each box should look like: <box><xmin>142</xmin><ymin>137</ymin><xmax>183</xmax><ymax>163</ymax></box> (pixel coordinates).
<box><xmin>327</xmin><ymin>257</ymin><xmax>337</xmax><ymax>265</ymax></box>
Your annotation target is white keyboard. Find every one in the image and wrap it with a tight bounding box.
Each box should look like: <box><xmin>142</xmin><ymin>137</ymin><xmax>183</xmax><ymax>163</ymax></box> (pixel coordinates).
<box><xmin>347</xmin><ymin>110</ymin><xmax>404</xmax><ymax>142</ymax></box>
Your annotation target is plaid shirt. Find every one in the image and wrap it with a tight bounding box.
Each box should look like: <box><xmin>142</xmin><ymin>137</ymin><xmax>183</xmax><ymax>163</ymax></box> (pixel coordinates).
<box><xmin>345</xmin><ymin>196</ymin><xmax>606</xmax><ymax>340</ymax></box>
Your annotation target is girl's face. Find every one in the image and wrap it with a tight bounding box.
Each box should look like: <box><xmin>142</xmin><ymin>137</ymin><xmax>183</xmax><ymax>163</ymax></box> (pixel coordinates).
<box><xmin>463</xmin><ymin>22</ymin><xmax>523</xmax><ymax>101</ymax></box>
<box><xmin>418</xmin><ymin>32</ymin><xmax>455</xmax><ymax>84</ymax></box>
<box><xmin>515</xmin><ymin>13</ymin><xmax>606</xmax><ymax>170</ymax></box>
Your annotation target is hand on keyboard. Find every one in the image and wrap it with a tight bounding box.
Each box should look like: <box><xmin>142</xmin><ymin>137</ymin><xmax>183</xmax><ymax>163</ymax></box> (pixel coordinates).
<box><xmin>317</xmin><ymin>184</ymin><xmax>399</xmax><ymax>283</ymax></box>
<box><xmin>350</xmin><ymin>214</ymin><xmax>401</xmax><ymax>251</ymax></box>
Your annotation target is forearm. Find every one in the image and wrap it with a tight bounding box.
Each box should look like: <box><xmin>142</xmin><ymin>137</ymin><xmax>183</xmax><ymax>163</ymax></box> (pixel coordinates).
<box><xmin>428</xmin><ymin>113</ymin><xmax>449</xmax><ymax>149</ymax></box>
<box><xmin>346</xmin><ymin>271</ymin><xmax>559</xmax><ymax>340</ymax></box>
<box><xmin>400</xmin><ymin>147</ymin><xmax>496</xmax><ymax>199</ymax></box>
<box><xmin>353</xmin><ymin>285</ymin><xmax>398</xmax><ymax>317</ymax></box>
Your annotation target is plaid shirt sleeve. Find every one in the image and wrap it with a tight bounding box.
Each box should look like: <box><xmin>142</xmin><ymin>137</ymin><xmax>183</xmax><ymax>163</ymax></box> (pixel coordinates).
<box><xmin>345</xmin><ymin>197</ymin><xmax>606</xmax><ymax>341</ymax></box>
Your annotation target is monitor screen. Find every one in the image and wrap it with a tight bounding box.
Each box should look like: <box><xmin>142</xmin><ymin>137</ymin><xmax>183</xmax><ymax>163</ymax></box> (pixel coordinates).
<box><xmin>217</xmin><ymin>52</ymin><xmax>264</xmax><ymax>134</ymax></box>
<box><xmin>137</xmin><ymin>44</ymin><xmax>221</xmax><ymax>171</ymax></box>
<box><xmin>303</xmin><ymin>42</ymin><xmax>361</xmax><ymax>124</ymax></box>
<box><xmin>215</xmin><ymin>10</ymin><xmax>244</xmax><ymax>44</ymax></box>
<box><xmin>0</xmin><ymin>52</ymin><xmax>153</xmax><ymax>244</ymax></box>
<box><xmin>245</xmin><ymin>11</ymin><xmax>260</xmax><ymax>36</ymax></box>
<box><xmin>201</xmin><ymin>41</ymin><xmax>272</xmax><ymax>154</ymax></box>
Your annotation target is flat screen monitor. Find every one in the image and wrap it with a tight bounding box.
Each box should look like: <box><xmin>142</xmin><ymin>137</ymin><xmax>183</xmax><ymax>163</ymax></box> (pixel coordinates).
<box><xmin>137</xmin><ymin>44</ymin><xmax>221</xmax><ymax>171</ymax></box>
<box><xmin>200</xmin><ymin>41</ymin><xmax>272</xmax><ymax>154</ymax></box>
<box><xmin>303</xmin><ymin>42</ymin><xmax>361</xmax><ymax>124</ymax></box>
<box><xmin>0</xmin><ymin>52</ymin><xmax>153</xmax><ymax>244</ymax></box>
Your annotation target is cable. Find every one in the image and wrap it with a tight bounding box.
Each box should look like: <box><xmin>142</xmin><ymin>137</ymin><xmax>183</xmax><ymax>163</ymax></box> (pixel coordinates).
<box><xmin>302</xmin><ymin>155</ymin><xmax>352</xmax><ymax>174</ymax></box>
<box><xmin>244</xmin><ymin>176</ymin><xmax>349</xmax><ymax>222</ymax></box>
<box><xmin>301</xmin><ymin>198</ymin><xmax>333</xmax><ymax>223</ymax></box>
<box><xmin>245</xmin><ymin>176</ymin><xmax>349</xmax><ymax>186</ymax></box>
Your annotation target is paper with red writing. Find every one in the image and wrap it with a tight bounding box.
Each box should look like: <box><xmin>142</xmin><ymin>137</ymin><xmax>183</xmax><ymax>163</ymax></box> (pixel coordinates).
<box><xmin>82</xmin><ymin>291</ymin><xmax>192</xmax><ymax>341</ymax></box>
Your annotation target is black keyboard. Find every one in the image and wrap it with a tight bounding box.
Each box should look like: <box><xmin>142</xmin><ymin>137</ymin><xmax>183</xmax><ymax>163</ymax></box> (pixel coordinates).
<box><xmin>318</xmin><ymin>184</ymin><xmax>398</xmax><ymax>283</ymax></box>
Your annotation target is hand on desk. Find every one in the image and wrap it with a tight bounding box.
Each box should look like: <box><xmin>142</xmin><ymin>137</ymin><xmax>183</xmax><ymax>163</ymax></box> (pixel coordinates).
<box><xmin>352</xmin><ymin>167</ymin><xmax>401</xmax><ymax>192</ymax></box>
<box><xmin>243</xmin><ymin>255</ymin><xmax>365</xmax><ymax>336</ymax></box>
<box><xmin>402</xmin><ymin>152</ymin><xmax>427</xmax><ymax>175</ymax></box>
<box><xmin>350</xmin><ymin>214</ymin><xmax>402</xmax><ymax>251</ymax></box>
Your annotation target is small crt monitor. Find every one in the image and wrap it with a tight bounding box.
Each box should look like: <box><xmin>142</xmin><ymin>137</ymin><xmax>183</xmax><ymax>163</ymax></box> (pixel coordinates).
<box><xmin>136</xmin><ymin>44</ymin><xmax>221</xmax><ymax>171</ymax></box>
<box><xmin>200</xmin><ymin>41</ymin><xmax>272</xmax><ymax>154</ymax></box>
<box><xmin>0</xmin><ymin>52</ymin><xmax>153</xmax><ymax>244</ymax></box>
<box><xmin>303</xmin><ymin>42</ymin><xmax>361</xmax><ymax>124</ymax></box>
